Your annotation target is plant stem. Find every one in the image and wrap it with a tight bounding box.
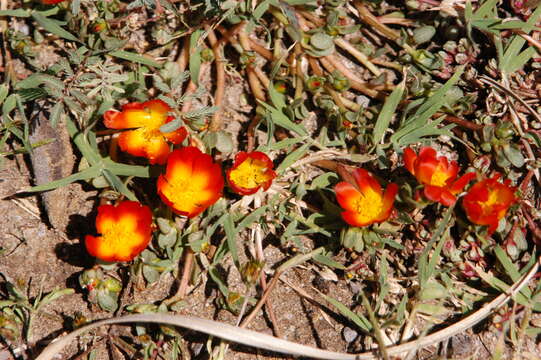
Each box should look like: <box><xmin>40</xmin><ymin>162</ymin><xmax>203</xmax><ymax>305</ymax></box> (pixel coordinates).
<box><xmin>206</xmin><ymin>28</ymin><xmax>225</xmax><ymax>131</ymax></box>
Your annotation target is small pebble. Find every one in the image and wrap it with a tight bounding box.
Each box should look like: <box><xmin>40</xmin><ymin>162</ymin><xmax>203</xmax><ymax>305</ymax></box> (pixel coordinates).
<box><xmin>342</xmin><ymin>326</ymin><xmax>358</xmax><ymax>343</ymax></box>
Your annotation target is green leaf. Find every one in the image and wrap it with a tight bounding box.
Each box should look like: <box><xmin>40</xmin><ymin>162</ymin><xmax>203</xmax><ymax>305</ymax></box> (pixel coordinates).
<box><xmin>143</xmin><ymin>265</ymin><xmax>161</xmax><ymax>284</ymax></box>
<box><xmin>310</xmin><ymin>32</ymin><xmax>334</xmax><ymax>50</ymax></box>
<box><xmin>31</xmin><ymin>12</ymin><xmax>80</xmax><ymax>43</ymax></box>
<box><xmin>0</xmin><ymin>9</ymin><xmax>30</xmax><ymax>17</ymax></box>
<box><xmin>37</xmin><ymin>288</ymin><xmax>75</xmax><ymax>309</ymax></box>
<box><xmin>97</xmin><ymin>292</ymin><xmax>118</xmax><ymax>312</ymax></box>
<box><xmin>418</xmin><ymin>205</ymin><xmax>454</xmax><ymax>288</ymax></box>
<box><xmin>259</xmin><ymin>100</ymin><xmax>308</xmax><ymax>137</ymax></box>
<box><xmin>102</xmin><ymin>169</ymin><xmax>138</xmax><ymax>201</ymax></box>
<box><xmin>189</xmin><ymin>30</ymin><xmax>204</xmax><ymax>85</ymax></box>
<box><xmin>224</xmin><ymin>214</ymin><xmax>239</xmax><ymax>269</ymax></box>
<box><xmin>50</xmin><ymin>102</ymin><xmax>64</xmax><ymax>127</ymax></box>
<box><xmin>159</xmin><ymin>117</ymin><xmax>183</xmax><ymax>133</ymax></box>
<box><xmin>312</xmin><ymin>253</ymin><xmax>345</xmax><ymax>269</ymax></box>
<box><xmin>276</xmin><ymin>142</ymin><xmax>310</xmax><ymax>173</ymax></box>
<box><xmin>110</xmin><ymin>50</ymin><xmax>163</xmax><ymax>68</ymax></box>
<box><xmin>0</xmin><ymin>84</ymin><xmax>9</xmax><ymax>105</ymax></box>
<box><xmin>18</xmin><ymin>88</ymin><xmax>48</xmax><ymax>101</ymax></box>
<box><xmin>24</xmin><ymin>165</ymin><xmax>101</xmax><ymax>193</ymax></box>
<box><xmin>372</xmin><ymin>79</ymin><xmax>404</xmax><ymax>145</ymax></box>
<box><xmin>2</xmin><ymin>94</ymin><xmax>17</xmax><ymax>115</ymax></box>
<box><xmin>391</xmin><ymin>67</ymin><xmax>464</xmax><ymax>149</ymax></box>
<box><xmin>319</xmin><ymin>292</ymin><xmax>372</xmax><ymax>333</ymax></box>
<box><xmin>237</xmin><ymin>206</ymin><xmax>269</xmax><ymax>230</ymax></box>
<box><xmin>16</xmin><ymin>73</ymin><xmax>65</xmax><ymax>91</ymax></box>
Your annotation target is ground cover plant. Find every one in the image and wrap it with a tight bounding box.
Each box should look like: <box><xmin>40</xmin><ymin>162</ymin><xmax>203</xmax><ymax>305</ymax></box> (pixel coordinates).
<box><xmin>1</xmin><ymin>0</ymin><xmax>541</xmax><ymax>359</ymax></box>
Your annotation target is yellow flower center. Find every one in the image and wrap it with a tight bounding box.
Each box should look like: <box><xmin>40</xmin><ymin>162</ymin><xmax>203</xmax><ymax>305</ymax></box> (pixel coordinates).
<box><xmin>229</xmin><ymin>158</ymin><xmax>272</xmax><ymax>190</ymax></box>
<box><xmin>164</xmin><ymin>179</ymin><xmax>201</xmax><ymax>208</ymax></box>
<box><xmin>99</xmin><ymin>216</ymin><xmax>139</xmax><ymax>258</ymax></box>
<box><xmin>479</xmin><ymin>188</ymin><xmax>501</xmax><ymax>216</ymax></box>
<box><xmin>353</xmin><ymin>188</ymin><xmax>383</xmax><ymax>223</ymax></box>
<box><xmin>430</xmin><ymin>165</ymin><xmax>451</xmax><ymax>187</ymax></box>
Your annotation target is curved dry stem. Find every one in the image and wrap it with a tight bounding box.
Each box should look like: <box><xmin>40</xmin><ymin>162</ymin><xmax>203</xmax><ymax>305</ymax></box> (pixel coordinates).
<box><xmin>37</xmin><ymin>255</ymin><xmax>540</xmax><ymax>360</ymax></box>
<box><xmin>320</xmin><ymin>56</ymin><xmax>379</xmax><ymax>98</ymax></box>
<box><xmin>248</xmin><ymin>37</ymin><xmax>274</xmax><ymax>61</ymax></box>
<box><xmin>206</xmin><ymin>28</ymin><xmax>225</xmax><ymax>132</ymax></box>
<box><xmin>352</xmin><ymin>2</ymin><xmax>400</xmax><ymax>41</ymax></box>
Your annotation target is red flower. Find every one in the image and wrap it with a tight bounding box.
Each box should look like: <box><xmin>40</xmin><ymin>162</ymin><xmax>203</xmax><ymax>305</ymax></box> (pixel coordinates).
<box><xmin>404</xmin><ymin>147</ymin><xmax>475</xmax><ymax>206</ymax></box>
<box><xmin>104</xmin><ymin>99</ymin><xmax>187</xmax><ymax>165</ymax></box>
<box><xmin>157</xmin><ymin>147</ymin><xmax>224</xmax><ymax>218</ymax></box>
<box><xmin>226</xmin><ymin>151</ymin><xmax>276</xmax><ymax>195</ymax></box>
<box><xmin>41</xmin><ymin>0</ymin><xmax>66</xmax><ymax>4</ymax></box>
<box><xmin>462</xmin><ymin>174</ymin><xmax>517</xmax><ymax>234</ymax></box>
<box><xmin>334</xmin><ymin>168</ymin><xmax>398</xmax><ymax>227</ymax></box>
<box><xmin>85</xmin><ymin>201</ymin><xmax>153</xmax><ymax>262</ymax></box>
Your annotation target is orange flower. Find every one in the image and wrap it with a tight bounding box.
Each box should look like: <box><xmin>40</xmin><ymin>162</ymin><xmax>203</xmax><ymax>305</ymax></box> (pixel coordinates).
<box><xmin>157</xmin><ymin>147</ymin><xmax>223</xmax><ymax>218</ymax></box>
<box><xmin>334</xmin><ymin>168</ymin><xmax>398</xmax><ymax>227</ymax></box>
<box><xmin>85</xmin><ymin>201</ymin><xmax>153</xmax><ymax>262</ymax></box>
<box><xmin>404</xmin><ymin>147</ymin><xmax>475</xmax><ymax>206</ymax></box>
<box><xmin>462</xmin><ymin>174</ymin><xmax>517</xmax><ymax>234</ymax></box>
<box><xmin>227</xmin><ymin>151</ymin><xmax>276</xmax><ymax>195</ymax></box>
<box><xmin>104</xmin><ymin>99</ymin><xmax>187</xmax><ymax>165</ymax></box>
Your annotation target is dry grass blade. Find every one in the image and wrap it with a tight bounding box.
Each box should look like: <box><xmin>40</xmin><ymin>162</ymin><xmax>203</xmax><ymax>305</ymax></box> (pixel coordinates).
<box><xmin>36</xmin><ymin>256</ymin><xmax>539</xmax><ymax>360</ymax></box>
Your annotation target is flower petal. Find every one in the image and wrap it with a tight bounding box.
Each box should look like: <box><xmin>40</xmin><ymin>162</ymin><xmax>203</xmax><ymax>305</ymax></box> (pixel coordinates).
<box><xmin>423</xmin><ymin>185</ymin><xmax>443</xmax><ymax>203</ymax></box>
<box><xmin>403</xmin><ymin>147</ymin><xmax>417</xmax><ymax>175</ymax></box>
<box><xmin>449</xmin><ymin>172</ymin><xmax>476</xmax><ymax>194</ymax></box>
<box><xmin>334</xmin><ymin>182</ymin><xmax>362</xmax><ymax>212</ymax></box>
<box><xmin>86</xmin><ymin>201</ymin><xmax>153</xmax><ymax>262</ymax></box>
<box><xmin>158</xmin><ymin>147</ymin><xmax>223</xmax><ymax>218</ymax></box>
<box><xmin>377</xmin><ymin>183</ymin><xmax>398</xmax><ymax>221</ymax></box>
<box><xmin>163</xmin><ymin>117</ymin><xmax>188</xmax><ymax>145</ymax></box>
<box><xmin>341</xmin><ymin>211</ymin><xmax>375</xmax><ymax>227</ymax></box>
<box><xmin>439</xmin><ymin>190</ymin><xmax>457</xmax><ymax>206</ymax></box>
<box><xmin>352</xmin><ymin>168</ymin><xmax>382</xmax><ymax>196</ymax></box>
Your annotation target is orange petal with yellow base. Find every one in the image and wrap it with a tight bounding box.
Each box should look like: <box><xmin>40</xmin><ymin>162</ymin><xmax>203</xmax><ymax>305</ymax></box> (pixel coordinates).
<box><xmin>334</xmin><ymin>169</ymin><xmax>397</xmax><ymax>227</ymax></box>
<box><xmin>103</xmin><ymin>99</ymin><xmax>187</xmax><ymax>165</ymax></box>
<box><xmin>157</xmin><ymin>147</ymin><xmax>224</xmax><ymax>218</ymax></box>
<box><xmin>462</xmin><ymin>175</ymin><xmax>517</xmax><ymax>234</ymax></box>
<box><xmin>404</xmin><ymin>146</ymin><xmax>474</xmax><ymax>206</ymax></box>
<box><xmin>227</xmin><ymin>151</ymin><xmax>276</xmax><ymax>195</ymax></box>
<box><xmin>85</xmin><ymin>201</ymin><xmax>153</xmax><ymax>262</ymax></box>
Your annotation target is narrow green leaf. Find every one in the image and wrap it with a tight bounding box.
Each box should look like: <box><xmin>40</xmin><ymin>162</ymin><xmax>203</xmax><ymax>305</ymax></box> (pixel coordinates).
<box><xmin>373</xmin><ymin>79</ymin><xmax>405</xmax><ymax>145</ymax></box>
<box><xmin>268</xmin><ymin>81</ymin><xmax>287</xmax><ymax>110</ymax></box>
<box><xmin>37</xmin><ymin>288</ymin><xmax>75</xmax><ymax>309</ymax></box>
<box><xmin>32</xmin><ymin>12</ymin><xmax>80</xmax><ymax>42</ymax></box>
<box><xmin>259</xmin><ymin>100</ymin><xmax>308</xmax><ymax>137</ymax></box>
<box><xmin>0</xmin><ymin>9</ymin><xmax>30</xmax><ymax>17</ymax></box>
<box><xmin>50</xmin><ymin>102</ymin><xmax>64</xmax><ymax>127</ymax></box>
<box><xmin>312</xmin><ymin>253</ymin><xmax>345</xmax><ymax>269</ymax></box>
<box><xmin>16</xmin><ymin>73</ymin><xmax>65</xmax><ymax>91</ymax></box>
<box><xmin>208</xmin><ymin>266</ymin><xmax>230</xmax><ymax>297</ymax></box>
<box><xmin>320</xmin><ymin>293</ymin><xmax>372</xmax><ymax>333</ymax></box>
<box><xmin>65</xmin><ymin>117</ymin><xmax>101</xmax><ymax>165</ymax></box>
<box><xmin>110</xmin><ymin>50</ymin><xmax>163</xmax><ymax>68</ymax></box>
<box><xmin>276</xmin><ymin>142</ymin><xmax>310</xmax><ymax>173</ymax></box>
<box><xmin>419</xmin><ymin>205</ymin><xmax>454</xmax><ymax>287</ymax></box>
<box><xmin>223</xmin><ymin>214</ymin><xmax>239</xmax><ymax>269</ymax></box>
<box><xmin>103</xmin><ymin>159</ymin><xmax>150</xmax><ymax>178</ymax></box>
<box><xmin>2</xmin><ymin>94</ymin><xmax>17</xmax><ymax>115</ymax></box>
<box><xmin>472</xmin><ymin>0</ymin><xmax>499</xmax><ymax>19</ymax></box>
<box><xmin>0</xmin><ymin>84</ymin><xmax>9</xmax><ymax>105</ymax></box>
<box><xmin>159</xmin><ymin>117</ymin><xmax>183</xmax><ymax>133</ymax></box>
<box><xmin>189</xmin><ymin>30</ymin><xmax>204</xmax><ymax>85</ymax></box>
<box><xmin>237</xmin><ymin>205</ymin><xmax>269</xmax><ymax>230</ymax></box>
<box><xmin>102</xmin><ymin>169</ymin><xmax>138</xmax><ymax>201</ymax></box>
<box><xmin>24</xmin><ymin>165</ymin><xmax>101</xmax><ymax>193</ymax></box>
<box><xmin>494</xmin><ymin>246</ymin><xmax>522</xmax><ymax>283</ymax></box>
